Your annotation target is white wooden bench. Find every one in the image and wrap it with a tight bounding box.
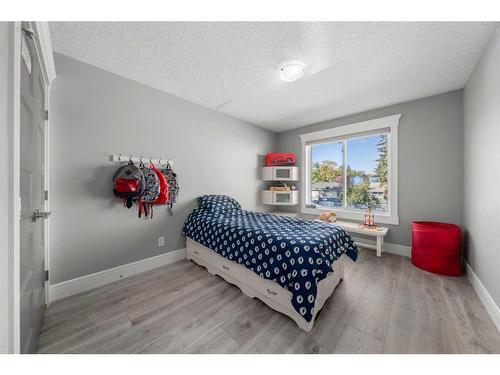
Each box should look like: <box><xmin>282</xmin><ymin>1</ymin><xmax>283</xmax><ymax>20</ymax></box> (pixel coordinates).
<box><xmin>322</xmin><ymin>220</ymin><xmax>389</xmax><ymax>257</ymax></box>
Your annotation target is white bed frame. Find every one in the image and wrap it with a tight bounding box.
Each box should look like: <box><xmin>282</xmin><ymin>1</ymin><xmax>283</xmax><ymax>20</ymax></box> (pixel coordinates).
<box><xmin>186</xmin><ymin>237</ymin><xmax>345</xmax><ymax>332</ymax></box>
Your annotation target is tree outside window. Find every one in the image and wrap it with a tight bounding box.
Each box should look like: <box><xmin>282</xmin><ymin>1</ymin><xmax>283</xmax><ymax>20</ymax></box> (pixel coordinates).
<box><xmin>311</xmin><ymin>133</ymin><xmax>388</xmax><ymax>211</ymax></box>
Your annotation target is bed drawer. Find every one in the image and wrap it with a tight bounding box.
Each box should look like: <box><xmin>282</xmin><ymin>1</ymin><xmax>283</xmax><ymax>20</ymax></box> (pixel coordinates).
<box><xmin>218</xmin><ymin>257</ymin><xmax>248</xmax><ymax>284</ymax></box>
<box><xmin>186</xmin><ymin>237</ymin><xmax>344</xmax><ymax>332</ymax></box>
<box><xmin>246</xmin><ymin>269</ymin><xmax>292</xmax><ymax>307</ymax></box>
<box><xmin>187</xmin><ymin>239</ymin><xmax>247</xmax><ymax>282</ymax></box>
<box><xmin>186</xmin><ymin>240</ymin><xmax>218</xmax><ymax>267</ymax></box>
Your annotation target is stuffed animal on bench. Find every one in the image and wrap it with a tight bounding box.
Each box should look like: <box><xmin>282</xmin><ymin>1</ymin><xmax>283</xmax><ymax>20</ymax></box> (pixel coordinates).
<box><xmin>319</xmin><ymin>210</ymin><xmax>338</xmax><ymax>223</ymax></box>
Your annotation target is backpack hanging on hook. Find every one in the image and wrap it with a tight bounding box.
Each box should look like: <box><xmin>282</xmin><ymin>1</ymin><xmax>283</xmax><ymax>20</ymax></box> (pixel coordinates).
<box><xmin>112</xmin><ymin>161</ymin><xmax>145</xmax><ymax>209</ymax></box>
<box><xmin>152</xmin><ymin>163</ymin><xmax>169</xmax><ymax>206</ymax></box>
<box><xmin>161</xmin><ymin>162</ymin><xmax>179</xmax><ymax>216</ymax></box>
<box><xmin>138</xmin><ymin>163</ymin><xmax>160</xmax><ymax>218</ymax></box>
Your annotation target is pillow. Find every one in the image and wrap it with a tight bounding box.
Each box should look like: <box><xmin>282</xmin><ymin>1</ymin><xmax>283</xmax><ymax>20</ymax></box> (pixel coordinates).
<box><xmin>198</xmin><ymin>195</ymin><xmax>242</xmax><ymax>211</ymax></box>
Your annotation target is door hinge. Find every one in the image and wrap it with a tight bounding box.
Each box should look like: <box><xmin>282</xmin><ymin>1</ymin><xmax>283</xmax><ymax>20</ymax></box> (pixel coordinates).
<box><xmin>44</xmin><ymin>190</ymin><xmax>48</xmax><ymax>201</ymax></box>
<box><xmin>44</xmin><ymin>270</ymin><xmax>49</xmax><ymax>282</ymax></box>
<box><xmin>44</xmin><ymin>110</ymin><xmax>48</xmax><ymax>121</ymax></box>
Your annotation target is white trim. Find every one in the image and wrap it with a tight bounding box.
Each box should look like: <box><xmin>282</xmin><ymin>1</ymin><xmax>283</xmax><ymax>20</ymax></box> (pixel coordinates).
<box><xmin>299</xmin><ymin>114</ymin><xmax>401</xmax><ymax>144</ymax></box>
<box><xmin>464</xmin><ymin>260</ymin><xmax>500</xmax><ymax>333</ymax></box>
<box><xmin>30</xmin><ymin>22</ymin><xmax>56</xmax><ymax>86</ymax></box>
<box><xmin>43</xmin><ymin>84</ymin><xmax>50</xmax><ymax>305</ymax></box>
<box><xmin>49</xmin><ymin>248</ymin><xmax>186</xmax><ymax>302</ymax></box>
<box><xmin>350</xmin><ymin>235</ymin><xmax>411</xmax><ymax>258</ymax></box>
<box><xmin>300</xmin><ymin>114</ymin><xmax>400</xmax><ymax>226</ymax></box>
<box><xmin>11</xmin><ymin>22</ymin><xmax>21</xmax><ymax>355</ymax></box>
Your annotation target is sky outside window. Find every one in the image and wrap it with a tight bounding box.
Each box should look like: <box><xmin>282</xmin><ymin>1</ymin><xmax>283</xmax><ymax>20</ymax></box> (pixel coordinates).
<box><xmin>312</xmin><ymin>135</ymin><xmax>381</xmax><ymax>174</ymax></box>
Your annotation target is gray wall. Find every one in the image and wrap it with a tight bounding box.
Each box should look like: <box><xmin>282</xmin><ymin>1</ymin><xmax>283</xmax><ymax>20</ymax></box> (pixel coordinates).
<box><xmin>463</xmin><ymin>26</ymin><xmax>500</xmax><ymax>307</ymax></box>
<box><xmin>276</xmin><ymin>90</ymin><xmax>464</xmax><ymax>246</ymax></box>
<box><xmin>50</xmin><ymin>53</ymin><xmax>275</xmax><ymax>284</ymax></box>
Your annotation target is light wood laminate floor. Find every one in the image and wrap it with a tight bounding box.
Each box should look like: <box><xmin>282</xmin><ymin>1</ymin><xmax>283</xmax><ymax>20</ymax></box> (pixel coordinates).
<box><xmin>37</xmin><ymin>249</ymin><xmax>500</xmax><ymax>354</ymax></box>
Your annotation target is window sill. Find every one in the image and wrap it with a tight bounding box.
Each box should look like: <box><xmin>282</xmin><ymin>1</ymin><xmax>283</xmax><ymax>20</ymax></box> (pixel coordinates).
<box><xmin>301</xmin><ymin>206</ymin><xmax>399</xmax><ymax>225</ymax></box>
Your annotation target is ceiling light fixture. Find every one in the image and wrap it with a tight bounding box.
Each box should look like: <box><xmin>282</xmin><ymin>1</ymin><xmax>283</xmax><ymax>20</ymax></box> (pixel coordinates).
<box><xmin>279</xmin><ymin>62</ymin><xmax>306</xmax><ymax>82</ymax></box>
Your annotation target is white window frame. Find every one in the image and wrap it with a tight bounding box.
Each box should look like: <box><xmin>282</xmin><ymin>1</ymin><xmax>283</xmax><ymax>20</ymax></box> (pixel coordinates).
<box><xmin>299</xmin><ymin>114</ymin><xmax>400</xmax><ymax>225</ymax></box>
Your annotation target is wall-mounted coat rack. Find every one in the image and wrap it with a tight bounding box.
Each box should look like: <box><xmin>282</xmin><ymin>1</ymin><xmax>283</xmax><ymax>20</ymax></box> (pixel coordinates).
<box><xmin>111</xmin><ymin>154</ymin><xmax>173</xmax><ymax>166</ymax></box>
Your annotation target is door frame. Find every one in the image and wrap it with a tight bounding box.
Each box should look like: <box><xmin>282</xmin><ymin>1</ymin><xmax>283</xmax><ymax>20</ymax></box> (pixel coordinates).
<box><xmin>8</xmin><ymin>21</ymin><xmax>55</xmax><ymax>354</ymax></box>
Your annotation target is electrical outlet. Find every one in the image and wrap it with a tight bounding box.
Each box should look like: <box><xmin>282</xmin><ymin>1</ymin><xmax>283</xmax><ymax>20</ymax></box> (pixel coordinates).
<box><xmin>158</xmin><ymin>236</ymin><xmax>165</xmax><ymax>247</ymax></box>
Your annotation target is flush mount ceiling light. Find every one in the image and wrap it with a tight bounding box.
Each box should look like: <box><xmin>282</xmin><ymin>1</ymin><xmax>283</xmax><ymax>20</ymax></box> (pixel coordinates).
<box><xmin>279</xmin><ymin>62</ymin><xmax>306</xmax><ymax>82</ymax></box>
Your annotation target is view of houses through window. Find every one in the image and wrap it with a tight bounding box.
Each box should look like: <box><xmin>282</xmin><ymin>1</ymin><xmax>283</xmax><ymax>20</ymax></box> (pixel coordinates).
<box><xmin>310</xmin><ymin>132</ymin><xmax>389</xmax><ymax>212</ymax></box>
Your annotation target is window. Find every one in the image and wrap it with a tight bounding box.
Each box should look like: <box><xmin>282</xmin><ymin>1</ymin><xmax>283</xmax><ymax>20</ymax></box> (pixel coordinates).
<box><xmin>300</xmin><ymin>114</ymin><xmax>400</xmax><ymax>225</ymax></box>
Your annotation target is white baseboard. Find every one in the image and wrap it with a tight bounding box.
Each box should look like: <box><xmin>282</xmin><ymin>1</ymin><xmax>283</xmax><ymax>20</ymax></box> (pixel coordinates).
<box><xmin>464</xmin><ymin>260</ymin><xmax>500</xmax><ymax>333</ymax></box>
<box><xmin>350</xmin><ymin>235</ymin><xmax>411</xmax><ymax>258</ymax></box>
<box><xmin>49</xmin><ymin>248</ymin><xmax>186</xmax><ymax>303</ymax></box>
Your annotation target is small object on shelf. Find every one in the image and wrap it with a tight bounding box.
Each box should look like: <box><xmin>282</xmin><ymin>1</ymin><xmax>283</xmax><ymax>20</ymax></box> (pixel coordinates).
<box><xmin>269</xmin><ymin>182</ymin><xmax>292</xmax><ymax>191</ymax></box>
<box><xmin>270</xmin><ymin>186</ymin><xmax>290</xmax><ymax>191</ymax></box>
<box><xmin>265</xmin><ymin>152</ymin><xmax>296</xmax><ymax>166</ymax></box>
<box><xmin>362</xmin><ymin>207</ymin><xmax>376</xmax><ymax>228</ymax></box>
<box><xmin>319</xmin><ymin>211</ymin><xmax>338</xmax><ymax>223</ymax></box>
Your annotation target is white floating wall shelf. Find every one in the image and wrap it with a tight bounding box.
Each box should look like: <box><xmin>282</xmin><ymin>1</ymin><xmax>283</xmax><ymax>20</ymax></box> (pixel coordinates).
<box><xmin>261</xmin><ymin>165</ymin><xmax>299</xmax><ymax>206</ymax></box>
<box><xmin>262</xmin><ymin>166</ymin><xmax>299</xmax><ymax>181</ymax></box>
<box><xmin>262</xmin><ymin>190</ymin><xmax>299</xmax><ymax>205</ymax></box>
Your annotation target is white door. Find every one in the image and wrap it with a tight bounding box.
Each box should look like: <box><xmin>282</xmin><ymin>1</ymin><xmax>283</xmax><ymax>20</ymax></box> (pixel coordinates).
<box><xmin>19</xmin><ymin>24</ymin><xmax>49</xmax><ymax>354</ymax></box>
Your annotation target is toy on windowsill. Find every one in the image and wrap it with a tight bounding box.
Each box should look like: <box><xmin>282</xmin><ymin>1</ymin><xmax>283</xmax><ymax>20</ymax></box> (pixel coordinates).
<box><xmin>319</xmin><ymin>210</ymin><xmax>338</xmax><ymax>223</ymax></box>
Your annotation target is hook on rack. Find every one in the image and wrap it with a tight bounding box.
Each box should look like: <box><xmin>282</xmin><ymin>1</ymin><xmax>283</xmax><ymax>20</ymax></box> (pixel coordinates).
<box><xmin>111</xmin><ymin>154</ymin><xmax>173</xmax><ymax>166</ymax></box>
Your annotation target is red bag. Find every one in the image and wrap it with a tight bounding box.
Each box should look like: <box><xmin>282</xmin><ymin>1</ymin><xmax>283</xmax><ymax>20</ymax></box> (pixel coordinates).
<box><xmin>265</xmin><ymin>153</ymin><xmax>296</xmax><ymax>166</ymax></box>
<box><xmin>151</xmin><ymin>164</ymin><xmax>169</xmax><ymax>205</ymax></box>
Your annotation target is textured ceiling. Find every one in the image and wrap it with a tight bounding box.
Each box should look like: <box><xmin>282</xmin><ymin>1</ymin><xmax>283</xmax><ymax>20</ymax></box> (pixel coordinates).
<box><xmin>49</xmin><ymin>22</ymin><xmax>497</xmax><ymax>132</ymax></box>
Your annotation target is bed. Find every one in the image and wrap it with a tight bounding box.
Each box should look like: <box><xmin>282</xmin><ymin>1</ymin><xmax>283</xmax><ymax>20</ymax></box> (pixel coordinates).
<box><xmin>182</xmin><ymin>195</ymin><xmax>358</xmax><ymax>332</ymax></box>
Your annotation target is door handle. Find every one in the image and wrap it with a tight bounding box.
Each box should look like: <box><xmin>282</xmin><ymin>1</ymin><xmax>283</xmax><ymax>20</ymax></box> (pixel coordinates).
<box><xmin>32</xmin><ymin>209</ymin><xmax>51</xmax><ymax>222</ymax></box>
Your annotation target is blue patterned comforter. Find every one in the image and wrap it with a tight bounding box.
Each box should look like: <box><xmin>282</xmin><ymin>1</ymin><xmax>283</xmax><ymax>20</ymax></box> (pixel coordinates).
<box><xmin>182</xmin><ymin>208</ymin><xmax>358</xmax><ymax>322</ymax></box>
